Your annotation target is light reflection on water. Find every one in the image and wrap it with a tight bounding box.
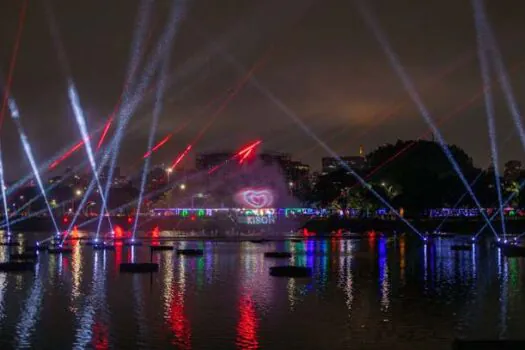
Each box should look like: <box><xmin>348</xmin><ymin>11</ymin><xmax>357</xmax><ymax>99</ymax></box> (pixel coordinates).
<box><xmin>0</xmin><ymin>234</ymin><xmax>523</xmax><ymax>349</ymax></box>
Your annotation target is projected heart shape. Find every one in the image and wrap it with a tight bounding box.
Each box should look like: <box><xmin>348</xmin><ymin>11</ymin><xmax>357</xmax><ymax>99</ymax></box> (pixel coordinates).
<box><xmin>240</xmin><ymin>189</ymin><xmax>274</xmax><ymax>208</ymax></box>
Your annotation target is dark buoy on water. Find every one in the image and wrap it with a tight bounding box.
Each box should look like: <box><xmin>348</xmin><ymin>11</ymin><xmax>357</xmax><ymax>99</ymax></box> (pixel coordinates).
<box><xmin>264</xmin><ymin>252</ymin><xmax>292</xmax><ymax>258</ymax></box>
<box><xmin>501</xmin><ymin>245</ymin><xmax>525</xmax><ymax>257</ymax></box>
<box><xmin>93</xmin><ymin>243</ymin><xmax>116</xmax><ymax>251</ymax></box>
<box><xmin>269</xmin><ymin>266</ymin><xmax>312</xmax><ymax>278</ymax></box>
<box><xmin>10</xmin><ymin>252</ymin><xmax>38</xmax><ymax>261</ymax></box>
<box><xmin>0</xmin><ymin>240</ymin><xmax>20</xmax><ymax>246</ymax></box>
<box><xmin>48</xmin><ymin>246</ymin><xmax>73</xmax><ymax>254</ymax></box>
<box><xmin>24</xmin><ymin>244</ymin><xmax>48</xmax><ymax>252</ymax></box>
<box><xmin>451</xmin><ymin>244</ymin><xmax>473</xmax><ymax>251</ymax></box>
<box><xmin>452</xmin><ymin>339</ymin><xmax>525</xmax><ymax>350</ymax></box>
<box><xmin>123</xmin><ymin>239</ymin><xmax>143</xmax><ymax>246</ymax></box>
<box><xmin>0</xmin><ymin>261</ymin><xmax>35</xmax><ymax>272</ymax></box>
<box><xmin>120</xmin><ymin>263</ymin><xmax>159</xmax><ymax>273</ymax></box>
<box><xmin>177</xmin><ymin>249</ymin><xmax>203</xmax><ymax>256</ymax></box>
<box><xmin>150</xmin><ymin>245</ymin><xmax>174</xmax><ymax>251</ymax></box>
<box><xmin>84</xmin><ymin>239</ymin><xmax>104</xmax><ymax>246</ymax></box>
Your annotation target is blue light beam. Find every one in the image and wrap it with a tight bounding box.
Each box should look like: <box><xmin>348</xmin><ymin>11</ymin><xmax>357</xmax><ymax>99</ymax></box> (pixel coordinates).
<box><xmin>355</xmin><ymin>0</ymin><xmax>498</xmax><ymax>238</ymax></box>
<box><xmin>133</xmin><ymin>0</ymin><xmax>187</xmax><ymax>237</ymax></box>
<box><xmin>7</xmin><ymin>97</ymin><xmax>60</xmax><ymax>235</ymax></box>
<box><xmin>472</xmin><ymin>0</ymin><xmax>506</xmax><ymax>237</ymax></box>
<box><xmin>477</xmin><ymin>3</ymin><xmax>525</xmax><ymax>155</ymax></box>
<box><xmin>98</xmin><ymin>0</ymin><xmax>189</xmax><ymax>237</ymax></box>
<box><xmin>67</xmin><ymin>84</ymin><xmax>113</xmax><ymax>237</ymax></box>
<box><xmin>0</xmin><ymin>146</ymin><xmax>10</xmax><ymax>236</ymax></box>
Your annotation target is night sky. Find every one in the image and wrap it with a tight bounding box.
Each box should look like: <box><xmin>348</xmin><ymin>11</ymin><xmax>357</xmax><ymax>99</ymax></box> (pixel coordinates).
<box><xmin>1</xmin><ymin>0</ymin><xmax>525</xmax><ymax>180</ymax></box>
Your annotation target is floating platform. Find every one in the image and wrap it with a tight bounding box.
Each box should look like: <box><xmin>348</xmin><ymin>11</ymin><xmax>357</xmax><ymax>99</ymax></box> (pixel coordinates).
<box><xmin>123</xmin><ymin>240</ymin><xmax>143</xmax><ymax>246</ymax></box>
<box><xmin>451</xmin><ymin>245</ymin><xmax>473</xmax><ymax>251</ymax></box>
<box><xmin>0</xmin><ymin>261</ymin><xmax>35</xmax><ymax>272</ymax></box>
<box><xmin>264</xmin><ymin>252</ymin><xmax>292</xmax><ymax>258</ymax></box>
<box><xmin>150</xmin><ymin>245</ymin><xmax>174</xmax><ymax>251</ymax></box>
<box><xmin>452</xmin><ymin>339</ymin><xmax>525</xmax><ymax>350</ymax></box>
<box><xmin>176</xmin><ymin>249</ymin><xmax>204</xmax><ymax>256</ymax></box>
<box><xmin>24</xmin><ymin>244</ymin><xmax>49</xmax><ymax>252</ymax></box>
<box><xmin>344</xmin><ymin>235</ymin><xmax>364</xmax><ymax>240</ymax></box>
<box><xmin>501</xmin><ymin>245</ymin><xmax>525</xmax><ymax>257</ymax></box>
<box><xmin>120</xmin><ymin>263</ymin><xmax>159</xmax><ymax>273</ymax></box>
<box><xmin>269</xmin><ymin>266</ymin><xmax>312</xmax><ymax>278</ymax></box>
<box><xmin>250</xmin><ymin>239</ymin><xmax>267</xmax><ymax>244</ymax></box>
<box><xmin>0</xmin><ymin>241</ymin><xmax>21</xmax><ymax>246</ymax></box>
<box><xmin>48</xmin><ymin>246</ymin><xmax>73</xmax><ymax>254</ymax></box>
<box><xmin>92</xmin><ymin>243</ymin><xmax>116</xmax><ymax>251</ymax></box>
<box><xmin>83</xmin><ymin>239</ymin><xmax>105</xmax><ymax>246</ymax></box>
<box><xmin>10</xmin><ymin>252</ymin><xmax>38</xmax><ymax>260</ymax></box>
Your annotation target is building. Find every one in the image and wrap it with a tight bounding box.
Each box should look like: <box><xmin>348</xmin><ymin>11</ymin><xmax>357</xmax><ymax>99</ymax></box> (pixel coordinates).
<box><xmin>321</xmin><ymin>156</ymin><xmax>366</xmax><ymax>174</ymax></box>
<box><xmin>195</xmin><ymin>152</ymin><xmax>235</xmax><ymax>171</ymax></box>
<box><xmin>504</xmin><ymin>160</ymin><xmax>522</xmax><ymax>181</ymax></box>
<box><xmin>321</xmin><ymin>145</ymin><xmax>366</xmax><ymax>174</ymax></box>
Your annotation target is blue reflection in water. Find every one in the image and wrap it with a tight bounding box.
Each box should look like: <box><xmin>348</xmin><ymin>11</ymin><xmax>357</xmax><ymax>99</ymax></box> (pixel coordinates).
<box><xmin>378</xmin><ymin>238</ymin><xmax>390</xmax><ymax>311</ymax></box>
<box><xmin>14</xmin><ymin>263</ymin><xmax>44</xmax><ymax>349</ymax></box>
<box><xmin>498</xmin><ymin>250</ymin><xmax>508</xmax><ymax>338</ymax></box>
<box><xmin>0</xmin><ymin>266</ymin><xmax>6</xmax><ymax>322</ymax></box>
<box><xmin>205</xmin><ymin>242</ymin><xmax>213</xmax><ymax>284</ymax></box>
<box><xmin>319</xmin><ymin>240</ymin><xmax>329</xmax><ymax>288</ymax></box>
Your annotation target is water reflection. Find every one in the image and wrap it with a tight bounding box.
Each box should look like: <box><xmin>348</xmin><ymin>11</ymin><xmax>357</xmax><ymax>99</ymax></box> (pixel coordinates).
<box><xmin>14</xmin><ymin>263</ymin><xmax>44</xmax><ymax>349</ymax></box>
<box><xmin>0</xmin><ymin>234</ymin><xmax>523</xmax><ymax>348</ymax></box>
<box><xmin>73</xmin><ymin>250</ymin><xmax>106</xmax><ymax>349</ymax></box>
<box><xmin>237</xmin><ymin>294</ymin><xmax>258</xmax><ymax>350</ymax></box>
<box><xmin>167</xmin><ymin>256</ymin><xmax>191</xmax><ymax>349</ymax></box>
<box><xmin>377</xmin><ymin>238</ymin><xmax>390</xmax><ymax>312</ymax></box>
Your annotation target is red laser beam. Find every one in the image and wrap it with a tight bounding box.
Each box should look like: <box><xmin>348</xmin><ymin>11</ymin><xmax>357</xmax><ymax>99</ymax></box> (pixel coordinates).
<box><xmin>0</xmin><ymin>0</ymin><xmax>28</xmax><ymax>131</ymax></box>
<box><xmin>48</xmin><ymin>139</ymin><xmax>87</xmax><ymax>170</ymax></box>
<box><xmin>143</xmin><ymin>133</ymin><xmax>173</xmax><ymax>159</ymax></box>
<box><xmin>96</xmin><ymin>116</ymin><xmax>114</xmax><ymax>151</ymax></box>
<box><xmin>208</xmin><ymin>140</ymin><xmax>262</xmax><ymax>174</ymax></box>
<box><xmin>345</xmin><ymin>62</ymin><xmax>525</xmax><ymax>193</ymax></box>
<box><xmin>190</xmin><ymin>50</ymin><xmax>273</xmax><ymax>147</ymax></box>
<box><xmin>170</xmin><ymin>144</ymin><xmax>192</xmax><ymax>170</ymax></box>
<box><xmin>238</xmin><ymin>148</ymin><xmax>254</xmax><ymax>164</ymax></box>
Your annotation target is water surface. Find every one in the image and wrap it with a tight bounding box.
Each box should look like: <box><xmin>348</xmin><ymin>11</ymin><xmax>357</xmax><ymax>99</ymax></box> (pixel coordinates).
<box><xmin>0</xmin><ymin>233</ymin><xmax>524</xmax><ymax>349</ymax></box>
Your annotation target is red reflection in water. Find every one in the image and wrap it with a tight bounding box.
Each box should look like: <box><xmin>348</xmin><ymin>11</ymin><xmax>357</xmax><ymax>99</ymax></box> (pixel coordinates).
<box><xmin>91</xmin><ymin>321</ymin><xmax>109</xmax><ymax>350</ymax></box>
<box><xmin>302</xmin><ymin>228</ymin><xmax>315</xmax><ymax>237</ymax></box>
<box><xmin>237</xmin><ymin>294</ymin><xmax>258</xmax><ymax>349</ymax></box>
<box><xmin>61</xmin><ymin>257</ymin><xmax>69</xmax><ymax>272</ymax></box>
<box><xmin>114</xmin><ymin>225</ymin><xmax>124</xmax><ymax>239</ymax></box>
<box><xmin>168</xmin><ymin>290</ymin><xmax>191</xmax><ymax>349</ymax></box>
<box><xmin>151</xmin><ymin>226</ymin><xmax>160</xmax><ymax>245</ymax></box>
<box><xmin>70</xmin><ymin>226</ymin><xmax>79</xmax><ymax>240</ymax></box>
<box><xmin>368</xmin><ymin>230</ymin><xmax>376</xmax><ymax>249</ymax></box>
<box><xmin>115</xmin><ymin>243</ymin><xmax>123</xmax><ymax>269</ymax></box>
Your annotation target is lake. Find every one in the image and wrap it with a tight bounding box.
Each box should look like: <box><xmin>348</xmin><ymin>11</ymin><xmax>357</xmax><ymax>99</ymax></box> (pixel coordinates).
<box><xmin>0</xmin><ymin>233</ymin><xmax>524</xmax><ymax>349</ymax></box>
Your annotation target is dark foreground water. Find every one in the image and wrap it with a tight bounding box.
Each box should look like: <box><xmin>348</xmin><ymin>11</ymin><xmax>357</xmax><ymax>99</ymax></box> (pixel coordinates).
<box><xmin>0</xmin><ymin>233</ymin><xmax>524</xmax><ymax>349</ymax></box>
